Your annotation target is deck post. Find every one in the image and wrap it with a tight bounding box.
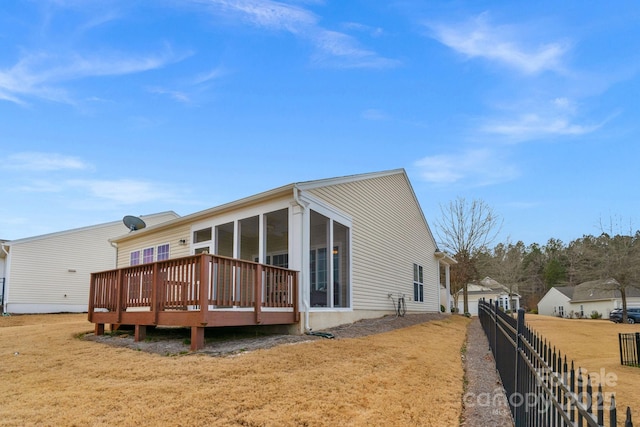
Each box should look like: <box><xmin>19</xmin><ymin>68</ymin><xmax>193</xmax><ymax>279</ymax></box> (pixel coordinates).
<box><xmin>135</xmin><ymin>324</ymin><xmax>146</xmax><ymax>342</ymax></box>
<box><xmin>116</xmin><ymin>268</ymin><xmax>124</xmax><ymax>324</ymax></box>
<box><xmin>293</xmin><ymin>272</ymin><xmax>300</xmax><ymax>322</ymax></box>
<box><xmin>191</xmin><ymin>326</ymin><xmax>205</xmax><ymax>351</ymax></box>
<box><xmin>152</xmin><ymin>262</ymin><xmax>160</xmax><ymax>325</ymax></box>
<box><xmin>88</xmin><ymin>273</ymin><xmax>96</xmax><ymax>323</ymax></box>
<box><xmin>94</xmin><ymin>323</ymin><xmax>105</xmax><ymax>336</ymax></box>
<box><xmin>199</xmin><ymin>254</ymin><xmax>210</xmax><ymax>323</ymax></box>
<box><xmin>255</xmin><ymin>264</ymin><xmax>263</xmax><ymax>324</ymax></box>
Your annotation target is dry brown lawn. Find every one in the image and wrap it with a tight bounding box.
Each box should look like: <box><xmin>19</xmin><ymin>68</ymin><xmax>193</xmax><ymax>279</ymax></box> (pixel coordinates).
<box><xmin>0</xmin><ymin>314</ymin><xmax>469</xmax><ymax>426</ymax></box>
<box><xmin>524</xmin><ymin>314</ymin><xmax>640</xmax><ymax>423</ymax></box>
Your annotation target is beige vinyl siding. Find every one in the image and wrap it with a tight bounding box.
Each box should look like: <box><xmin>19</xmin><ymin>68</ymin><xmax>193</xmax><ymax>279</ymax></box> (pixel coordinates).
<box><xmin>116</xmin><ymin>224</ymin><xmax>192</xmax><ymax>268</ymax></box>
<box><xmin>308</xmin><ymin>172</ymin><xmax>440</xmax><ymax>313</ymax></box>
<box><xmin>537</xmin><ymin>288</ymin><xmax>571</xmax><ymax>316</ymax></box>
<box><xmin>5</xmin><ymin>212</ymin><xmax>178</xmax><ymax>313</ymax></box>
<box><xmin>114</xmin><ymin>196</ymin><xmax>292</xmax><ymax>267</ymax></box>
<box><xmin>8</xmin><ymin>224</ymin><xmax>120</xmax><ymax>309</ymax></box>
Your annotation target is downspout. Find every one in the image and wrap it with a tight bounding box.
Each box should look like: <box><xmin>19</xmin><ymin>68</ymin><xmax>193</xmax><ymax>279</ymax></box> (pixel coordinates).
<box><xmin>1</xmin><ymin>243</ymin><xmax>9</xmax><ymax>315</ymax></box>
<box><xmin>293</xmin><ymin>186</ymin><xmax>311</xmax><ymax>332</ymax></box>
<box><xmin>109</xmin><ymin>241</ymin><xmax>118</xmax><ymax>268</ymax></box>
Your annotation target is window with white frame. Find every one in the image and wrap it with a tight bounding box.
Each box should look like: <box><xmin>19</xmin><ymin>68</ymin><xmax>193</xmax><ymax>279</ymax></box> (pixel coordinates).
<box><xmin>413</xmin><ymin>263</ymin><xmax>424</xmax><ymax>302</ymax></box>
<box><xmin>130</xmin><ymin>243</ymin><xmax>170</xmax><ymax>266</ymax></box>
<box><xmin>157</xmin><ymin>243</ymin><xmax>170</xmax><ymax>261</ymax></box>
<box><xmin>143</xmin><ymin>247</ymin><xmax>154</xmax><ymax>264</ymax></box>
<box><xmin>309</xmin><ymin>210</ymin><xmax>350</xmax><ymax>308</ymax></box>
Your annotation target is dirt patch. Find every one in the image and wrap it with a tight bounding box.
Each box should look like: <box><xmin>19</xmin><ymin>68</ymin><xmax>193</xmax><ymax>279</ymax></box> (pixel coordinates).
<box><xmin>84</xmin><ymin>312</ymin><xmax>449</xmax><ymax>356</ymax></box>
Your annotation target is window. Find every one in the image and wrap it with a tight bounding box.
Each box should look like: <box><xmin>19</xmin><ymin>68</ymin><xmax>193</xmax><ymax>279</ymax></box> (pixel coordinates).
<box><xmin>309</xmin><ymin>210</ymin><xmax>350</xmax><ymax>308</ymax></box>
<box><xmin>194</xmin><ymin>227</ymin><xmax>212</xmax><ymax>243</ymax></box>
<box><xmin>130</xmin><ymin>251</ymin><xmax>140</xmax><ymax>266</ymax></box>
<box><xmin>216</xmin><ymin>222</ymin><xmax>234</xmax><ymax>257</ymax></box>
<box><xmin>413</xmin><ymin>263</ymin><xmax>424</xmax><ymax>302</ymax></box>
<box><xmin>269</xmin><ymin>253</ymin><xmax>289</xmax><ymax>268</ymax></box>
<box><xmin>143</xmin><ymin>247</ymin><xmax>154</xmax><ymax>264</ymax></box>
<box><xmin>266</xmin><ymin>208</ymin><xmax>289</xmax><ymax>267</ymax></box>
<box><xmin>157</xmin><ymin>244</ymin><xmax>170</xmax><ymax>261</ymax></box>
<box><xmin>239</xmin><ymin>216</ymin><xmax>259</xmax><ymax>261</ymax></box>
<box><xmin>129</xmin><ymin>244</ymin><xmax>170</xmax><ymax>265</ymax></box>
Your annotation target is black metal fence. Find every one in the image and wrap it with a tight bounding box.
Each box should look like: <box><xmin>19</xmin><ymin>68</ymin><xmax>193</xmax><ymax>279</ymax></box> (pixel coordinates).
<box><xmin>619</xmin><ymin>333</ymin><xmax>640</xmax><ymax>367</ymax></box>
<box><xmin>479</xmin><ymin>299</ymin><xmax>634</xmax><ymax>427</ymax></box>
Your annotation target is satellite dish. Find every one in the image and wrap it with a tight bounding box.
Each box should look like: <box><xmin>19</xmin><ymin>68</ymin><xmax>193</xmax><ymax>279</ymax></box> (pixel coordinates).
<box><xmin>123</xmin><ymin>215</ymin><xmax>146</xmax><ymax>232</ymax></box>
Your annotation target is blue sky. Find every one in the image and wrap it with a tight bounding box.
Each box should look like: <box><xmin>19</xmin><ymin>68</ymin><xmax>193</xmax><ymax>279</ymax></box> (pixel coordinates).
<box><xmin>1</xmin><ymin>1</ymin><xmax>639</xmax><ymax>246</ymax></box>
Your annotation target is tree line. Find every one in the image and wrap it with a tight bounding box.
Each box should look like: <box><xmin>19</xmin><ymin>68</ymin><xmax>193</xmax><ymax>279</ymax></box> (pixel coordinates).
<box><xmin>435</xmin><ymin>198</ymin><xmax>640</xmax><ymax>322</ymax></box>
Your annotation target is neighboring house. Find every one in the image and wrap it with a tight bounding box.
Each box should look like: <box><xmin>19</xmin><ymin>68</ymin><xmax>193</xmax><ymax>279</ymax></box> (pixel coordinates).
<box><xmin>90</xmin><ymin>169</ymin><xmax>456</xmax><ymax>345</ymax></box>
<box><xmin>1</xmin><ymin>212</ymin><xmax>179</xmax><ymax>314</ymax></box>
<box><xmin>454</xmin><ymin>277</ymin><xmax>521</xmax><ymax>316</ymax></box>
<box><xmin>0</xmin><ymin>240</ymin><xmax>7</xmax><ymax>313</ymax></box>
<box><xmin>537</xmin><ymin>279</ymin><xmax>640</xmax><ymax>318</ymax></box>
<box><xmin>537</xmin><ymin>286</ymin><xmax>572</xmax><ymax>317</ymax></box>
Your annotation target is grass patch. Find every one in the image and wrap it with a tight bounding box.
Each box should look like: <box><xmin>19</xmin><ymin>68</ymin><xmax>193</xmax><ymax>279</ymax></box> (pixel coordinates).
<box><xmin>0</xmin><ymin>313</ymin><xmax>469</xmax><ymax>426</ymax></box>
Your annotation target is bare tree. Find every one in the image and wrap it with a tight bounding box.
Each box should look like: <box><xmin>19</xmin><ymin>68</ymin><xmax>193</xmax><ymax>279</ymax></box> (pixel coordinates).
<box><xmin>575</xmin><ymin>216</ymin><xmax>640</xmax><ymax>323</ymax></box>
<box><xmin>435</xmin><ymin>197</ymin><xmax>502</xmax><ymax>314</ymax></box>
<box><xmin>489</xmin><ymin>239</ymin><xmax>525</xmax><ymax>310</ymax></box>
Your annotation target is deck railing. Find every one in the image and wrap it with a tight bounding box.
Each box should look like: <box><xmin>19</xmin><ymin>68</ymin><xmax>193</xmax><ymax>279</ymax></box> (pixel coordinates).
<box><xmin>88</xmin><ymin>253</ymin><xmax>299</xmax><ymax>350</ymax></box>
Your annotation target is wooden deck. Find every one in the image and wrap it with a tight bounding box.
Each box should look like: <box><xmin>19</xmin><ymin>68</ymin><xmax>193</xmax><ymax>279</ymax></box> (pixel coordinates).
<box><xmin>88</xmin><ymin>253</ymin><xmax>299</xmax><ymax>350</ymax></box>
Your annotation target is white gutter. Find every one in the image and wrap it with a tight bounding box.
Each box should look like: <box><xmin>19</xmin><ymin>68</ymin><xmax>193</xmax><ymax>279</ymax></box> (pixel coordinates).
<box><xmin>293</xmin><ymin>186</ymin><xmax>311</xmax><ymax>332</ymax></box>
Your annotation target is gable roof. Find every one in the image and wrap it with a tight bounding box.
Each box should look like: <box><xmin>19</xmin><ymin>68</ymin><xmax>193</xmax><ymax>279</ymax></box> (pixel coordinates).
<box><xmin>110</xmin><ymin>169</ymin><xmax>434</xmax><ymax>245</ymax></box>
<box><xmin>4</xmin><ymin>211</ymin><xmax>180</xmax><ymax>246</ymax></box>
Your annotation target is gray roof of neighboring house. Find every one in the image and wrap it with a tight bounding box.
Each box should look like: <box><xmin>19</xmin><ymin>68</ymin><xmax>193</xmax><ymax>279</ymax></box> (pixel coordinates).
<box><xmin>459</xmin><ymin>277</ymin><xmax>520</xmax><ymax>296</ymax></box>
<box><xmin>571</xmin><ymin>279</ymin><xmax>640</xmax><ymax>301</ymax></box>
<box><xmin>551</xmin><ymin>279</ymin><xmax>640</xmax><ymax>302</ymax></box>
<box><xmin>553</xmin><ymin>286</ymin><xmax>575</xmax><ymax>299</ymax></box>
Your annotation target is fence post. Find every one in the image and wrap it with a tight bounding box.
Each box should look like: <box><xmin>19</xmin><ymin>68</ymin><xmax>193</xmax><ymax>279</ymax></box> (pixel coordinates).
<box><xmin>493</xmin><ymin>299</ymin><xmax>498</xmax><ymax>358</ymax></box>
<box><xmin>635</xmin><ymin>333</ymin><xmax>640</xmax><ymax>366</ymax></box>
<box><xmin>514</xmin><ymin>308</ymin><xmax>525</xmax><ymax>427</ymax></box>
<box><xmin>620</xmin><ymin>333</ymin><xmax>625</xmax><ymax>365</ymax></box>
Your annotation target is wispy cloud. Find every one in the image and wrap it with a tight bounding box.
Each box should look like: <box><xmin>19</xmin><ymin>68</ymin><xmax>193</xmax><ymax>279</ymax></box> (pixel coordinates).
<box><xmin>147</xmin><ymin>87</ymin><xmax>192</xmax><ymax>104</ymax></box>
<box><xmin>192</xmin><ymin>66</ymin><xmax>227</xmax><ymax>85</ymax></box>
<box><xmin>426</xmin><ymin>12</ymin><xmax>569</xmax><ymax>75</ymax></box>
<box><xmin>147</xmin><ymin>66</ymin><xmax>227</xmax><ymax>104</ymax></box>
<box><xmin>479</xmin><ymin>97</ymin><xmax>608</xmax><ymax>142</ymax></box>
<box><xmin>414</xmin><ymin>148</ymin><xmax>519</xmax><ymax>186</ymax></box>
<box><xmin>481</xmin><ymin>114</ymin><xmax>602</xmax><ymax>139</ymax></box>
<box><xmin>4</xmin><ymin>152</ymin><xmax>91</xmax><ymax>171</ymax></box>
<box><xmin>193</xmin><ymin>0</ymin><xmax>398</xmax><ymax>68</ymax></box>
<box><xmin>0</xmin><ymin>49</ymin><xmax>187</xmax><ymax>105</ymax></box>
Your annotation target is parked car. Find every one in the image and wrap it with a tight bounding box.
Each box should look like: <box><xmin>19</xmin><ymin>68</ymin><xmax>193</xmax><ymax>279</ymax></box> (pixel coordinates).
<box><xmin>609</xmin><ymin>307</ymin><xmax>640</xmax><ymax>323</ymax></box>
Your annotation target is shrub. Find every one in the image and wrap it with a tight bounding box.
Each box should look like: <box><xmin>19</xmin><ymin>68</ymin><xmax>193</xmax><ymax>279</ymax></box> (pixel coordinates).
<box><xmin>440</xmin><ymin>305</ymin><xmax>446</xmax><ymax>313</ymax></box>
<box><xmin>590</xmin><ymin>311</ymin><xmax>603</xmax><ymax>319</ymax></box>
